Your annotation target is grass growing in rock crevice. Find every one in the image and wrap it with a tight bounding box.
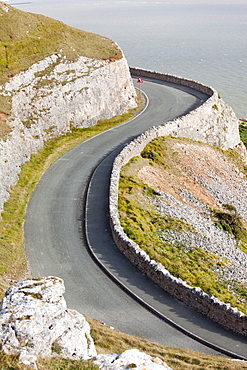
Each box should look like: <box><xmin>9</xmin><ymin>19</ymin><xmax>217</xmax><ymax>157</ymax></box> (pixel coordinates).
<box><xmin>212</xmin><ymin>206</ymin><xmax>247</xmax><ymax>245</ymax></box>
<box><xmin>239</xmin><ymin>122</ymin><xmax>247</xmax><ymax>149</ymax></box>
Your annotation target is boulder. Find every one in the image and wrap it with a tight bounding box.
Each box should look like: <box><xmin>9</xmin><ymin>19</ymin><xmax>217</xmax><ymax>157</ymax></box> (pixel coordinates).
<box><xmin>0</xmin><ymin>276</ymin><xmax>96</xmax><ymax>360</ymax></box>
<box><xmin>93</xmin><ymin>349</ymin><xmax>173</xmax><ymax>370</ymax></box>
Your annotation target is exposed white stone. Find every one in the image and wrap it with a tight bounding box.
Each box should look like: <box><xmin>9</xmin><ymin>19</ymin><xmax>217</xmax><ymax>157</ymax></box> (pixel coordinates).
<box><xmin>0</xmin><ymin>53</ymin><xmax>137</xmax><ymax>214</ymax></box>
<box><xmin>18</xmin><ymin>351</ymin><xmax>38</xmax><ymax>370</ymax></box>
<box><xmin>0</xmin><ymin>2</ymin><xmax>9</xmax><ymax>13</ymax></box>
<box><xmin>93</xmin><ymin>349</ymin><xmax>173</xmax><ymax>370</ymax></box>
<box><xmin>0</xmin><ymin>278</ymin><xmax>174</xmax><ymax>369</ymax></box>
<box><xmin>0</xmin><ymin>276</ymin><xmax>96</xmax><ymax>360</ymax></box>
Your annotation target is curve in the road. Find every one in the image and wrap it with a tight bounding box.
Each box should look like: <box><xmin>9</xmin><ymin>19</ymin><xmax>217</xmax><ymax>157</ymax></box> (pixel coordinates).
<box><xmin>85</xmin><ymin>131</ymin><xmax>247</xmax><ymax>361</ymax></box>
<box><xmin>24</xmin><ymin>78</ymin><xmax>247</xmax><ymax>359</ymax></box>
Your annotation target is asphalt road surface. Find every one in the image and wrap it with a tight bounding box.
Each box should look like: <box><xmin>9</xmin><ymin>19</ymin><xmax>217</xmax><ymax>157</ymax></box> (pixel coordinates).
<box><xmin>25</xmin><ymin>78</ymin><xmax>247</xmax><ymax>359</ymax></box>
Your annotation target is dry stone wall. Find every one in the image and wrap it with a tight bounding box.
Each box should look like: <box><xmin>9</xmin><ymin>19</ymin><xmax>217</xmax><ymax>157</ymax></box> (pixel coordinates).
<box><xmin>110</xmin><ymin>68</ymin><xmax>247</xmax><ymax>335</ymax></box>
<box><xmin>130</xmin><ymin>67</ymin><xmax>240</xmax><ymax>150</ymax></box>
<box><xmin>0</xmin><ymin>53</ymin><xmax>136</xmax><ymax>213</ymax></box>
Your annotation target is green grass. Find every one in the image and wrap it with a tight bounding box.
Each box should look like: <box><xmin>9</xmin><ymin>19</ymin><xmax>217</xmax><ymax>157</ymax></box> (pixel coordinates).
<box><xmin>0</xmin><ymin>3</ymin><xmax>121</xmax><ymax>86</ymax></box>
<box><xmin>0</xmin><ymin>109</ymin><xmax>139</xmax><ymax>297</ymax></box>
<box><xmin>118</xmin><ymin>137</ymin><xmax>247</xmax><ymax>314</ymax></box>
<box><xmin>88</xmin><ymin>317</ymin><xmax>247</xmax><ymax>369</ymax></box>
<box><xmin>212</xmin><ymin>207</ymin><xmax>247</xmax><ymax>245</ymax></box>
<box><xmin>239</xmin><ymin>123</ymin><xmax>247</xmax><ymax>149</ymax></box>
<box><xmin>0</xmin><ymin>2</ymin><xmax>123</xmax><ymax>138</ymax></box>
<box><xmin>3</xmin><ymin>107</ymin><xmax>246</xmax><ymax>368</ymax></box>
<box><xmin>0</xmin><ymin>350</ymin><xmax>98</xmax><ymax>370</ymax></box>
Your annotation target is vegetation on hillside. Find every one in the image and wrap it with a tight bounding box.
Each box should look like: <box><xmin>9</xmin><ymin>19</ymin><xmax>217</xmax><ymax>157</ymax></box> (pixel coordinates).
<box><xmin>1</xmin><ymin>104</ymin><xmax>246</xmax><ymax>368</ymax></box>
<box><xmin>118</xmin><ymin>137</ymin><xmax>247</xmax><ymax>314</ymax></box>
<box><xmin>1</xmin><ymin>316</ymin><xmax>247</xmax><ymax>370</ymax></box>
<box><xmin>239</xmin><ymin>122</ymin><xmax>247</xmax><ymax>148</ymax></box>
<box><xmin>0</xmin><ymin>3</ymin><xmax>247</xmax><ymax>364</ymax></box>
<box><xmin>0</xmin><ymin>110</ymin><xmax>139</xmax><ymax>297</ymax></box>
<box><xmin>0</xmin><ymin>2</ymin><xmax>121</xmax><ymax>85</ymax></box>
<box><xmin>0</xmin><ymin>1</ymin><xmax>122</xmax><ymax>136</ymax></box>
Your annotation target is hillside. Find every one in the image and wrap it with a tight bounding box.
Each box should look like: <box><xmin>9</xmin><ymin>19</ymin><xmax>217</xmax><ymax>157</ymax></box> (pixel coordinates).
<box><xmin>0</xmin><ymin>1</ymin><xmax>136</xmax><ymax>214</ymax></box>
<box><xmin>119</xmin><ymin>136</ymin><xmax>247</xmax><ymax>314</ymax></box>
<box><xmin>0</xmin><ymin>2</ymin><xmax>121</xmax><ymax>86</ymax></box>
<box><xmin>0</xmin><ymin>1</ymin><xmax>123</xmax><ymax>136</ymax></box>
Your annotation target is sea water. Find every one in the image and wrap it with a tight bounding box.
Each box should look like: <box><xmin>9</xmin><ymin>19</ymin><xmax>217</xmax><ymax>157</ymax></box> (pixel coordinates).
<box><xmin>11</xmin><ymin>0</ymin><xmax>247</xmax><ymax>119</ymax></box>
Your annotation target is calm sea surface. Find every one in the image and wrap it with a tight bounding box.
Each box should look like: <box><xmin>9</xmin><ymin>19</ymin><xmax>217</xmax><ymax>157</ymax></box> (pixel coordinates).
<box><xmin>11</xmin><ymin>0</ymin><xmax>247</xmax><ymax>119</ymax></box>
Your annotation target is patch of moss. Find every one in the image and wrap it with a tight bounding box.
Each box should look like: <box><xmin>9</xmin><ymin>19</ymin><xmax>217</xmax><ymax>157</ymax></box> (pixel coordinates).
<box><xmin>212</xmin><ymin>104</ymin><xmax>219</xmax><ymax>110</ymax></box>
<box><xmin>212</xmin><ymin>206</ymin><xmax>247</xmax><ymax>244</ymax></box>
<box><xmin>51</xmin><ymin>340</ymin><xmax>62</xmax><ymax>354</ymax></box>
<box><xmin>239</xmin><ymin>123</ymin><xmax>247</xmax><ymax>148</ymax></box>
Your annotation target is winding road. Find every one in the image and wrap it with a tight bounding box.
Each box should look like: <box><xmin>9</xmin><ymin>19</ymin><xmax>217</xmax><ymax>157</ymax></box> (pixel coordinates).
<box><xmin>24</xmin><ymin>77</ymin><xmax>247</xmax><ymax>359</ymax></box>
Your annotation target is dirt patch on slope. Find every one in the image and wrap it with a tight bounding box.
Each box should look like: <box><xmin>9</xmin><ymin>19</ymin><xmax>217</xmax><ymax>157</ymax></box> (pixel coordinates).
<box><xmin>121</xmin><ymin>137</ymin><xmax>247</xmax><ymax>301</ymax></box>
<box><xmin>137</xmin><ymin>139</ymin><xmax>247</xmax><ymax>224</ymax></box>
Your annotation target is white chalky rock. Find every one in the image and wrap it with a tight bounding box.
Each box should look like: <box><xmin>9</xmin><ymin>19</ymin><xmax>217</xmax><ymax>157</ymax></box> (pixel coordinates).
<box><xmin>0</xmin><ymin>277</ymin><xmax>96</xmax><ymax>360</ymax></box>
<box><xmin>94</xmin><ymin>349</ymin><xmax>173</xmax><ymax>370</ymax></box>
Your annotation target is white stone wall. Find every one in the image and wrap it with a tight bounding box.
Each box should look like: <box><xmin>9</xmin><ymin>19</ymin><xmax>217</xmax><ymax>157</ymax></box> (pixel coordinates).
<box><xmin>130</xmin><ymin>67</ymin><xmax>240</xmax><ymax>150</ymax></box>
<box><xmin>109</xmin><ymin>69</ymin><xmax>247</xmax><ymax>335</ymax></box>
<box><xmin>0</xmin><ymin>53</ymin><xmax>137</xmax><ymax>213</ymax></box>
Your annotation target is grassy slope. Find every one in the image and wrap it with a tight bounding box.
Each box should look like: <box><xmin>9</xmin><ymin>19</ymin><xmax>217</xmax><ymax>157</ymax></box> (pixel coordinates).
<box><xmin>239</xmin><ymin>123</ymin><xmax>247</xmax><ymax>149</ymax></box>
<box><xmin>1</xmin><ymin>113</ymin><xmax>246</xmax><ymax>369</ymax></box>
<box><xmin>119</xmin><ymin>135</ymin><xmax>247</xmax><ymax>314</ymax></box>
<box><xmin>0</xmin><ymin>1</ymin><xmax>122</xmax><ymax>134</ymax></box>
<box><xmin>0</xmin><ymin>2</ymin><xmax>121</xmax><ymax>85</ymax></box>
<box><xmin>1</xmin><ymin>317</ymin><xmax>247</xmax><ymax>369</ymax></box>
<box><xmin>0</xmin><ymin>1</ymin><xmax>123</xmax><ymax>291</ymax></box>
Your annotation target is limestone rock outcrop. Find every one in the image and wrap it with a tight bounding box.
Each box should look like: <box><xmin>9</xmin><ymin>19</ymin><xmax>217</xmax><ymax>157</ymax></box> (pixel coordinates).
<box><xmin>94</xmin><ymin>349</ymin><xmax>173</xmax><ymax>370</ymax></box>
<box><xmin>0</xmin><ymin>278</ymin><xmax>173</xmax><ymax>370</ymax></box>
<box><xmin>0</xmin><ymin>276</ymin><xmax>96</xmax><ymax>360</ymax></box>
<box><xmin>0</xmin><ymin>53</ymin><xmax>137</xmax><ymax>214</ymax></box>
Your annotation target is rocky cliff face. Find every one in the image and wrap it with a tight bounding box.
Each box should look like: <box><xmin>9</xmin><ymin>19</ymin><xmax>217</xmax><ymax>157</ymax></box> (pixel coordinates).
<box><xmin>0</xmin><ymin>53</ymin><xmax>137</xmax><ymax>213</ymax></box>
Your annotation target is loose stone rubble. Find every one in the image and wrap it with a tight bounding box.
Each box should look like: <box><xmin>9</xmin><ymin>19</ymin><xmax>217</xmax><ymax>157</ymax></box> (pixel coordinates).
<box><xmin>109</xmin><ymin>118</ymin><xmax>247</xmax><ymax>333</ymax></box>
<box><xmin>145</xmin><ymin>141</ymin><xmax>247</xmax><ymax>288</ymax></box>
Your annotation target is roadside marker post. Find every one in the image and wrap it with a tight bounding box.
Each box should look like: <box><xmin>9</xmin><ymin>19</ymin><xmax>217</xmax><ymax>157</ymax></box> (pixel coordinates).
<box><xmin>136</xmin><ymin>77</ymin><xmax>144</xmax><ymax>97</ymax></box>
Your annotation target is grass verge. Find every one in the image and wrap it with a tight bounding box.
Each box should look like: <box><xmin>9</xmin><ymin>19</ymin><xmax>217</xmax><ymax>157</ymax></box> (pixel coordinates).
<box><xmin>0</xmin><ymin>109</ymin><xmax>140</xmax><ymax>297</ymax></box>
<box><xmin>0</xmin><ymin>105</ymin><xmax>247</xmax><ymax>367</ymax></box>
<box><xmin>88</xmin><ymin>317</ymin><xmax>247</xmax><ymax>370</ymax></box>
